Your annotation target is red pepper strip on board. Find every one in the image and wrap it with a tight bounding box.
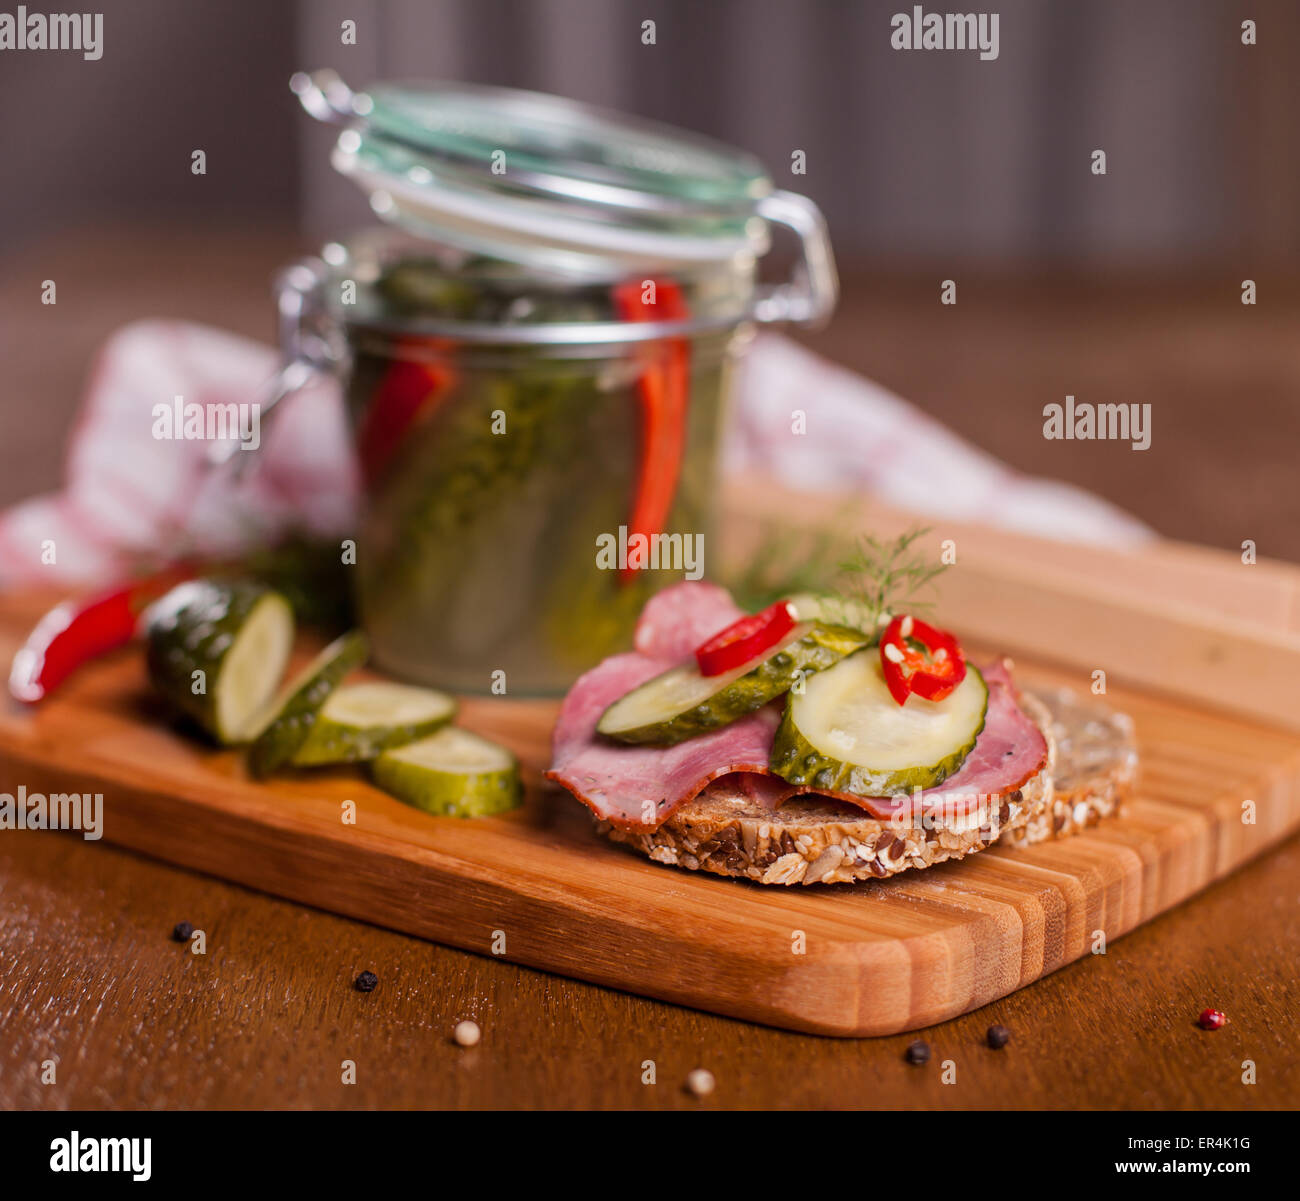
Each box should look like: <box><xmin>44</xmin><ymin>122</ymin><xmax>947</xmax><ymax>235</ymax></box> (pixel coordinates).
<box><xmin>695</xmin><ymin>599</ymin><xmax>797</xmax><ymax>677</ymax></box>
<box><xmin>356</xmin><ymin>338</ymin><xmax>457</xmax><ymax>485</ymax></box>
<box><xmin>8</xmin><ymin>564</ymin><xmax>197</xmax><ymax>704</ymax></box>
<box><xmin>612</xmin><ymin>279</ymin><xmax>691</xmax><ymax>582</ymax></box>
<box><xmin>878</xmin><ymin>613</ymin><xmax>967</xmax><ymax>706</ymax></box>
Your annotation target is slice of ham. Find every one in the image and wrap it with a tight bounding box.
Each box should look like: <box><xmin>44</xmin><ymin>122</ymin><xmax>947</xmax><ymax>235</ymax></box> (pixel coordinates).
<box><xmin>736</xmin><ymin>772</ymin><xmax>793</xmax><ymax>808</ymax></box>
<box><xmin>546</xmin><ymin>650</ymin><xmax>784</xmax><ymax>830</ymax></box>
<box><xmin>546</xmin><ymin>581</ymin><xmax>1048</xmax><ymax>832</ymax></box>
<box><xmin>633</xmin><ymin>580</ymin><xmax>742</xmax><ymax>662</ymax></box>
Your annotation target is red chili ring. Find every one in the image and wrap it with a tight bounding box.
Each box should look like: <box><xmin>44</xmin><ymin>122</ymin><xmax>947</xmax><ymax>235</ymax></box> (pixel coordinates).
<box><xmin>695</xmin><ymin>599</ymin><xmax>797</xmax><ymax>677</ymax></box>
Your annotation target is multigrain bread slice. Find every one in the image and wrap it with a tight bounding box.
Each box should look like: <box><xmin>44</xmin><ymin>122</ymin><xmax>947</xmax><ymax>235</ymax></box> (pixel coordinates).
<box><xmin>600</xmin><ymin>693</ymin><xmax>1058</xmax><ymax>885</ymax></box>
<box><xmin>600</xmin><ymin>688</ymin><xmax>1137</xmax><ymax>885</ymax></box>
<box><xmin>1004</xmin><ymin>686</ymin><xmax>1137</xmax><ymax>845</ymax></box>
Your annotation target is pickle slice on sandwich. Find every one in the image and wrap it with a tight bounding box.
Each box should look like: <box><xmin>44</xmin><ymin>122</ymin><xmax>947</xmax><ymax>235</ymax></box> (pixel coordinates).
<box><xmin>769</xmin><ymin>650</ymin><xmax>988</xmax><ymax>797</ymax></box>
<box><xmin>597</xmin><ymin>622</ymin><xmax>868</xmax><ymax>746</ymax></box>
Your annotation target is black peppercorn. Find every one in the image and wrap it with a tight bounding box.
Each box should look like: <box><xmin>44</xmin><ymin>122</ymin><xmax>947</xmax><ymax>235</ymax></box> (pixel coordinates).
<box><xmin>987</xmin><ymin>1024</ymin><xmax>1011</xmax><ymax>1049</ymax></box>
<box><xmin>905</xmin><ymin>1039</ymin><xmax>931</xmax><ymax>1065</ymax></box>
<box><xmin>172</xmin><ymin>921</ymin><xmax>194</xmax><ymax>942</ymax></box>
<box><xmin>354</xmin><ymin>970</ymin><xmax>379</xmax><ymax>993</ymax></box>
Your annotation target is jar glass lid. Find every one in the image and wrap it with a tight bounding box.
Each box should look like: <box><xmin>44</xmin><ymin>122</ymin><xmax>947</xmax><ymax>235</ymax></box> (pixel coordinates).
<box><xmin>292</xmin><ymin>70</ymin><xmax>837</xmax><ymax>324</ymax></box>
<box><xmin>293</xmin><ymin>70</ymin><xmax>778</xmax><ymax>277</ymax></box>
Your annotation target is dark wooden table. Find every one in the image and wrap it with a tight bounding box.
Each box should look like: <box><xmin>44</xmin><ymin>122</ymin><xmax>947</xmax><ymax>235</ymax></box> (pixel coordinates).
<box><xmin>2</xmin><ymin>828</ymin><xmax>1296</xmax><ymax>1109</ymax></box>
<box><xmin>1</xmin><ymin>229</ymin><xmax>1297</xmax><ymax>1108</ymax></box>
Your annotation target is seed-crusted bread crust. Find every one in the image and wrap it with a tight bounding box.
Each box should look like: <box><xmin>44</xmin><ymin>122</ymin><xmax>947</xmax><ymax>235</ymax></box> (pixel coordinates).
<box><xmin>600</xmin><ymin>694</ymin><xmax>1059</xmax><ymax>886</ymax></box>
<box><xmin>601</xmin><ymin>769</ymin><xmax>1053</xmax><ymax>885</ymax></box>
<box><xmin>600</xmin><ymin>688</ymin><xmax>1137</xmax><ymax>885</ymax></box>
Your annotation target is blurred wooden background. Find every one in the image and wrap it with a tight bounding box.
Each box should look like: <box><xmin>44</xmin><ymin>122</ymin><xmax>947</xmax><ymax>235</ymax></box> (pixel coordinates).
<box><xmin>9</xmin><ymin>1</ymin><xmax>1297</xmax><ymax>259</ymax></box>
<box><xmin>1</xmin><ymin>0</ymin><xmax>1297</xmax><ymax>559</ymax></box>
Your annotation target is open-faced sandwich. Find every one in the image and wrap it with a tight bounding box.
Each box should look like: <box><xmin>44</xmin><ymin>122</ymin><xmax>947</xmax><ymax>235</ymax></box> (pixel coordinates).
<box><xmin>547</xmin><ymin>568</ymin><xmax>1136</xmax><ymax>886</ymax></box>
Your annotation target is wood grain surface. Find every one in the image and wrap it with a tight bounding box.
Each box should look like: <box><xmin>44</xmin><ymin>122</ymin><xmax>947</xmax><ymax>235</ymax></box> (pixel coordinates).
<box><xmin>2</xmin><ymin>818</ymin><xmax>1296</xmax><ymax>1109</ymax></box>
<box><xmin>2</xmin><ymin>567</ymin><xmax>1298</xmax><ymax>1048</ymax></box>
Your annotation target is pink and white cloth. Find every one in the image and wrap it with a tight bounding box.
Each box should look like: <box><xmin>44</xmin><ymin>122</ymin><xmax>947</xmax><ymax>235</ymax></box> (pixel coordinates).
<box><xmin>0</xmin><ymin>321</ymin><xmax>1151</xmax><ymax>589</ymax></box>
<box><xmin>0</xmin><ymin>322</ymin><xmax>358</xmax><ymax>588</ymax></box>
<box><xmin>730</xmin><ymin>335</ymin><xmax>1152</xmax><ymax>545</ymax></box>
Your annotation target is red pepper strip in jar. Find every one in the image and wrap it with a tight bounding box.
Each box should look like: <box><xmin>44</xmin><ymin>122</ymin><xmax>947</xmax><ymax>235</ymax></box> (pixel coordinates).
<box><xmin>356</xmin><ymin>338</ymin><xmax>457</xmax><ymax>485</ymax></box>
<box><xmin>612</xmin><ymin>278</ymin><xmax>690</xmax><ymax>582</ymax></box>
<box><xmin>695</xmin><ymin>599</ymin><xmax>797</xmax><ymax>677</ymax></box>
<box><xmin>8</xmin><ymin>564</ymin><xmax>197</xmax><ymax>704</ymax></box>
<box><xmin>878</xmin><ymin>614</ymin><xmax>967</xmax><ymax>706</ymax></box>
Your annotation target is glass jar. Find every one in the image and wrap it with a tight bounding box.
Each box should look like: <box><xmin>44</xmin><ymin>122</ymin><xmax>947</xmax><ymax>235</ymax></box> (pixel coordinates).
<box><xmin>272</xmin><ymin>71</ymin><xmax>838</xmax><ymax>695</ymax></box>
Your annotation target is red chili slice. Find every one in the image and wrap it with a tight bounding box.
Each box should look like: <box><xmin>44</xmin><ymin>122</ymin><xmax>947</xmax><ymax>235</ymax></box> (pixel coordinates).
<box><xmin>8</xmin><ymin>563</ymin><xmax>197</xmax><ymax>704</ymax></box>
<box><xmin>356</xmin><ymin>338</ymin><xmax>457</xmax><ymax>486</ymax></box>
<box><xmin>612</xmin><ymin>278</ymin><xmax>690</xmax><ymax>583</ymax></box>
<box><xmin>879</xmin><ymin>614</ymin><xmax>967</xmax><ymax>706</ymax></box>
<box><xmin>695</xmin><ymin>599</ymin><xmax>797</xmax><ymax>677</ymax></box>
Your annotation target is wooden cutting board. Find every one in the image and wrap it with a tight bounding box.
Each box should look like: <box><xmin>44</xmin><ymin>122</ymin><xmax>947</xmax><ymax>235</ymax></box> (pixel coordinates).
<box><xmin>2</xmin><ymin>499</ymin><xmax>1298</xmax><ymax>1036</ymax></box>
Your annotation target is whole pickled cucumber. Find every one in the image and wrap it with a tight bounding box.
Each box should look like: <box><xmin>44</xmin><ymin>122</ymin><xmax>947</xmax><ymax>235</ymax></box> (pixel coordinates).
<box><xmin>145</xmin><ymin>580</ymin><xmax>295</xmax><ymax>745</ymax></box>
<box><xmin>597</xmin><ymin>622</ymin><xmax>869</xmax><ymax>746</ymax></box>
<box><xmin>290</xmin><ymin>681</ymin><xmax>456</xmax><ymax>766</ymax></box>
<box><xmin>248</xmin><ymin>631</ymin><xmax>369</xmax><ymax>778</ymax></box>
<box><xmin>371</xmin><ymin>727</ymin><xmax>523</xmax><ymax>818</ymax></box>
<box><xmin>358</xmin><ymin>365</ymin><xmax>603</xmax><ymax>683</ymax></box>
<box><xmin>769</xmin><ymin>653</ymin><xmax>989</xmax><ymax>797</ymax></box>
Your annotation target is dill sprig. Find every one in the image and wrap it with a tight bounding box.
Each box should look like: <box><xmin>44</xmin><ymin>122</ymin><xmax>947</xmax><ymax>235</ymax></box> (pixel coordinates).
<box><xmin>826</xmin><ymin>526</ymin><xmax>948</xmax><ymax>630</ymax></box>
<box><xmin>726</xmin><ymin>520</ymin><xmax>948</xmax><ymax>631</ymax></box>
